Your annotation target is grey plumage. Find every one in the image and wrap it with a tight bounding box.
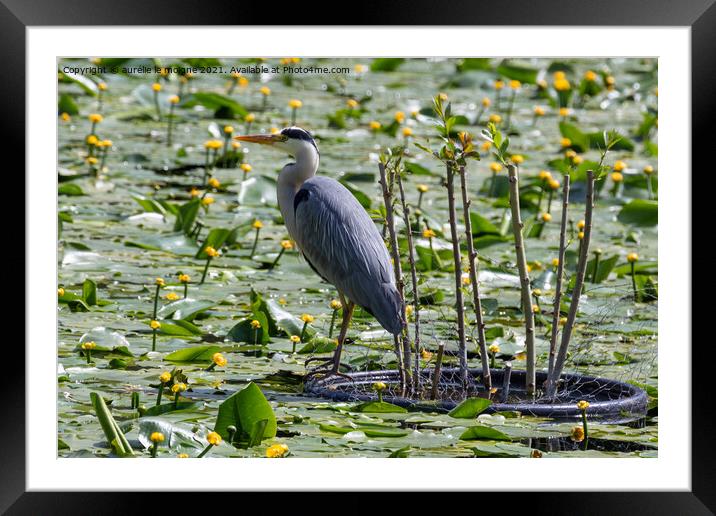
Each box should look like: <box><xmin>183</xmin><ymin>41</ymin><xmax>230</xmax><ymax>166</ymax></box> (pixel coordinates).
<box><xmin>293</xmin><ymin>176</ymin><xmax>405</xmax><ymax>335</ymax></box>
<box><xmin>234</xmin><ymin>126</ymin><xmax>406</xmax><ymax>345</ymax></box>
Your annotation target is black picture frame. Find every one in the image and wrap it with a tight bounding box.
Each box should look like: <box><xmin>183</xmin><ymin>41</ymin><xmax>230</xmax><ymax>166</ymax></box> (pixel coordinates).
<box><xmin>4</xmin><ymin>0</ymin><xmax>711</xmax><ymax>512</ymax></box>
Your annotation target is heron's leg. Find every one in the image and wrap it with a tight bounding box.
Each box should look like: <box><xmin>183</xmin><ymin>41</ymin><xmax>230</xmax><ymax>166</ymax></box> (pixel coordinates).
<box><xmin>331</xmin><ymin>298</ymin><xmax>355</xmax><ymax>373</ymax></box>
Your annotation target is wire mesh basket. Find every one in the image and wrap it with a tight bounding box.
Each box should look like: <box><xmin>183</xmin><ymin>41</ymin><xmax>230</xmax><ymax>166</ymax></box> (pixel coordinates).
<box><xmin>305</xmin><ymin>367</ymin><xmax>649</xmax><ymax>423</ymax></box>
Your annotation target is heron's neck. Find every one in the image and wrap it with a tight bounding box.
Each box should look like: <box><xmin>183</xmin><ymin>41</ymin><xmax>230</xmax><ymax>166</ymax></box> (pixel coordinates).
<box><xmin>277</xmin><ymin>145</ymin><xmax>319</xmax><ymax>240</ymax></box>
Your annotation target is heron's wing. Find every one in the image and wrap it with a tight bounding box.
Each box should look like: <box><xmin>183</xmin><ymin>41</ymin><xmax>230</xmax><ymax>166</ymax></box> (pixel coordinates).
<box><xmin>293</xmin><ymin>177</ymin><xmax>403</xmax><ymax>334</ymax></box>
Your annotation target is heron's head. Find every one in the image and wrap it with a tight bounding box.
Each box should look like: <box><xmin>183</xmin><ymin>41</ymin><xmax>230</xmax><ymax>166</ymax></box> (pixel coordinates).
<box><xmin>234</xmin><ymin>126</ymin><xmax>318</xmax><ymax>158</ymax></box>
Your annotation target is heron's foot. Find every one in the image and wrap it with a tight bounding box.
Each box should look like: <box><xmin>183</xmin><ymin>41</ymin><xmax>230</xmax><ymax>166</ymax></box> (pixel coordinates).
<box><xmin>306</xmin><ymin>368</ymin><xmax>354</xmax><ymax>382</ymax></box>
<box><xmin>304</xmin><ymin>359</ymin><xmax>353</xmax><ymax>382</ymax></box>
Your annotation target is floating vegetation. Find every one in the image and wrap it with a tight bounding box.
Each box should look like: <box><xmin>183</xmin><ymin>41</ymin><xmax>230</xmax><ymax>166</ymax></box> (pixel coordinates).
<box><xmin>58</xmin><ymin>57</ymin><xmax>657</xmax><ymax>458</ymax></box>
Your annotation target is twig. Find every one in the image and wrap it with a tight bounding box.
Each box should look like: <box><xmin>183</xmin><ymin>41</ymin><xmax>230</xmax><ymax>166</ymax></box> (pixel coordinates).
<box><xmin>378</xmin><ymin>161</ymin><xmax>409</xmax><ymax>393</ymax></box>
<box><xmin>430</xmin><ymin>343</ymin><xmax>445</xmax><ymax>400</ymax></box>
<box><xmin>458</xmin><ymin>166</ymin><xmax>491</xmax><ymax>391</ymax></box>
<box><xmin>545</xmin><ymin>170</ymin><xmax>595</xmax><ymax>398</ymax></box>
<box><xmin>396</xmin><ymin>171</ymin><xmax>421</xmax><ymax>393</ymax></box>
<box><xmin>507</xmin><ymin>164</ymin><xmax>536</xmax><ymax>396</ymax></box>
<box><xmin>547</xmin><ymin>174</ymin><xmax>570</xmax><ymax>380</ymax></box>
<box><xmin>445</xmin><ymin>163</ymin><xmax>469</xmax><ymax>391</ymax></box>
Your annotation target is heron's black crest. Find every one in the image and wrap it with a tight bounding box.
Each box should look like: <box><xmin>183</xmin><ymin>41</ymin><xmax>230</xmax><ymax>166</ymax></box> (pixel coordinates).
<box><xmin>281</xmin><ymin>127</ymin><xmax>318</xmax><ymax>152</ymax></box>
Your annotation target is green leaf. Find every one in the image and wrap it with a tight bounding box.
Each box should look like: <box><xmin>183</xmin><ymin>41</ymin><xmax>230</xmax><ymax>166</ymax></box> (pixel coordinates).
<box><xmin>617</xmin><ymin>200</ymin><xmax>658</xmax><ymax>226</ymax></box>
<box><xmin>469</xmin><ymin>212</ymin><xmax>501</xmax><ymax>237</ymax></box>
<box><xmin>58</xmin><ymin>93</ymin><xmax>79</xmax><ymax>115</ymax></box>
<box><xmin>157</xmin><ymin>298</ymin><xmax>215</xmax><ymax>321</ymax></box>
<box><xmin>448</xmin><ymin>398</ymin><xmax>492</xmax><ymax>418</ymax></box>
<box><xmin>613</xmin><ymin>260</ymin><xmax>658</xmax><ymax>277</ymax></box>
<box><xmin>264</xmin><ymin>298</ymin><xmax>314</xmax><ymax>338</ymax></box>
<box><xmin>125</xmin><ymin>233</ymin><xmax>198</xmax><ymax>256</ymax></box>
<box><xmin>496</xmin><ymin>60</ymin><xmax>540</xmax><ymax>84</ymax></box>
<box><xmin>82</xmin><ymin>279</ymin><xmax>98</xmax><ymax>306</ymax></box>
<box><xmin>456</xmin><ymin>58</ymin><xmax>492</xmax><ymax>72</ymax></box>
<box><xmin>297</xmin><ymin>336</ymin><xmax>337</xmax><ymax>354</ymax></box>
<box><xmin>370</xmin><ymin>58</ymin><xmax>405</xmax><ymax>72</ymax></box>
<box><xmin>156</xmin><ymin>320</ymin><xmax>203</xmax><ymax>336</ymax></box>
<box><xmin>404</xmin><ymin>161</ymin><xmax>437</xmax><ymax>177</ymax></box>
<box><xmin>389</xmin><ymin>446</ymin><xmax>412</xmax><ymax>458</ymax></box>
<box><xmin>559</xmin><ymin>122</ymin><xmax>590</xmax><ymax>153</ymax></box>
<box><xmin>588</xmin><ymin>131</ymin><xmax>635</xmax><ymax>151</ymax></box>
<box><xmin>59</xmin><ymin>183</ymin><xmax>85</xmax><ymax>196</ymax></box>
<box><xmin>90</xmin><ymin>392</ymin><xmax>134</xmax><ymax>456</ymax></box>
<box><xmin>319</xmin><ymin>423</ymin><xmax>409</xmax><ymax>438</ymax></box>
<box><xmin>142</xmin><ymin>401</ymin><xmax>203</xmax><ymax>417</ymax></box>
<box><xmin>165</xmin><ymin>345</ymin><xmax>220</xmax><ymax>362</ymax></box>
<box><xmin>247</xmin><ymin>419</ymin><xmax>269</xmax><ymax>447</ymax></box>
<box><xmin>214</xmin><ymin>382</ymin><xmax>277</xmax><ymax>442</ymax></box>
<box><xmin>418</xmin><ymin>287</ymin><xmax>445</xmax><ymax>305</ymax></box>
<box><xmin>132</xmin><ymin>194</ymin><xmax>167</xmax><ymax>215</ymax></box>
<box><xmin>137</xmin><ymin>417</ymin><xmax>203</xmax><ymax>451</ymax></box>
<box><xmin>180</xmin><ymin>92</ymin><xmax>248</xmax><ymax>118</ymax></box>
<box><xmin>227</xmin><ymin>312</ymin><xmax>270</xmax><ymax>344</ymax></box>
<box><xmin>459</xmin><ymin>425</ymin><xmax>511</xmax><ymax>441</ymax></box>
<box><xmin>340</xmin><ymin>181</ymin><xmax>372</xmax><ymax>209</ymax></box>
<box><xmin>196</xmin><ymin>228</ymin><xmax>233</xmax><ymax>259</ymax></box>
<box><xmin>354</xmin><ymin>401</ymin><xmax>408</xmax><ymax>413</ymax></box>
<box><xmin>635</xmin><ymin>275</ymin><xmax>658</xmax><ymax>302</ymax></box>
<box><xmin>107</xmin><ymin>358</ymin><xmax>129</xmax><ymax>369</ymax></box>
<box><xmin>585</xmin><ymin>254</ymin><xmax>619</xmax><ymax>284</ymax></box>
<box><xmin>58</xmin><ymin>70</ymin><xmax>98</xmax><ymax>96</ymax></box>
<box><xmin>174</xmin><ymin>199</ymin><xmax>201</xmax><ymax>235</ymax></box>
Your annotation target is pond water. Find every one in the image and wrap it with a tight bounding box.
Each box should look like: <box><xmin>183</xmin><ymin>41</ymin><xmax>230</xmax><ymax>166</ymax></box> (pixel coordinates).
<box><xmin>57</xmin><ymin>57</ymin><xmax>657</xmax><ymax>458</ymax></box>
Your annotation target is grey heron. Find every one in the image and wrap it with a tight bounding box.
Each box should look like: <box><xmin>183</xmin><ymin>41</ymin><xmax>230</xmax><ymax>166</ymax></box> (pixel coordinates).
<box><xmin>235</xmin><ymin>127</ymin><xmax>405</xmax><ymax>375</ymax></box>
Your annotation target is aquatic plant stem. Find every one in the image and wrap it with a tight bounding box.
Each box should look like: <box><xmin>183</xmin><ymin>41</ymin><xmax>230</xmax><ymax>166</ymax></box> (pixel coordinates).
<box><xmin>546</xmin><ymin>170</ymin><xmax>595</xmax><ymax>398</ymax></box>
<box><xmin>153</xmin><ymin>90</ymin><xmax>162</xmax><ymax>122</ymax></box>
<box><xmin>299</xmin><ymin>321</ymin><xmax>308</xmax><ymax>344</ymax></box>
<box><xmin>378</xmin><ymin>161</ymin><xmax>409</xmax><ymax>392</ymax></box>
<box><xmin>507</xmin><ymin>164</ymin><xmax>536</xmax><ymax>396</ymax></box>
<box><xmin>167</xmin><ymin>102</ymin><xmax>175</xmax><ymax>146</ymax></box>
<box><xmin>426</xmin><ymin>231</ymin><xmax>444</xmax><ymax>270</ymax></box>
<box><xmin>445</xmin><ymin>163</ymin><xmax>469</xmax><ymax>391</ymax></box>
<box><xmin>200</xmin><ymin>257</ymin><xmax>213</xmax><ymax>284</ymax></box>
<box><xmin>547</xmin><ymin>175</ymin><xmax>570</xmax><ymax>380</ymax></box>
<box><xmin>152</xmin><ymin>284</ymin><xmax>161</xmax><ymax>319</ymax></box>
<box><xmin>546</xmin><ymin>189</ymin><xmax>554</xmax><ymax>214</ymax></box>
<box><xmin>631</xmin><ymin>262</ymin><xmax>638</xmax><ymax>302</ymax></box>
<box><xmin>591</xmin><ymin>249</ymin><xmax>602</xmax><ymax>283</ymax></box>
<box><xmin>396</xmin><ymin>170</ymin><xmax>421</xmax><ymax>392</ymax></box>
<box><xmin>458</xmin><ymin>165</ymin><xmax>491</xmax><ymax>391</ymax></box>
<box><xmin>269</xmin><ymin>247</ymin><xmax>285</xmax><ymax>269</ymax></box>
<box><xmin>250</xmin><ymin>228</ymin><xmax>260</xmax><ymax>257</ymax></box>
<box><xmin>155</xmin><ymin>384</ymin><xmax>164</xmax><ymax>406</ymax></box>
<box><xmin>197</xmin><ymin>443</ymin><xmax>214</xmax><ymax>458</ymax></box>
<box><xmin>535</xmin><ymin>180</ymin><xmax>546</xmax><ymax>219</ymax></box>
<box><xmin>151</xmin><ymin>329</ymin><xmax>157</xmax><ymax>352</ymax></box>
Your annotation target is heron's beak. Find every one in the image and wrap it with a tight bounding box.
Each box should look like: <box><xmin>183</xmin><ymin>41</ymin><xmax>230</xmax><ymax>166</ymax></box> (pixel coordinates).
<box><xmin>233</xmin><ymin>134</ymin><xmax>287</xmax><ymax>145</ymax></box>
